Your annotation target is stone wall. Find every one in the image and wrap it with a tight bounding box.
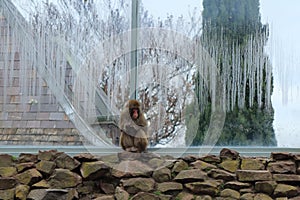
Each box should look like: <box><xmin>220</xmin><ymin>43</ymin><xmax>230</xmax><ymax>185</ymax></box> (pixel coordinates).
<box><xmin>0</xmin><ymin>148</ymin><xmax>299</xmax><ymax>200</ymax></box>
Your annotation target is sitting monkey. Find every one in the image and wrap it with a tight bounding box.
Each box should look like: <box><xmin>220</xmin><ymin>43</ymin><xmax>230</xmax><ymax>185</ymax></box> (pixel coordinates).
<box><xmin>119</xmin><ymin>99</ymin><xmax>148</xmax><ymax>152</ymax></box>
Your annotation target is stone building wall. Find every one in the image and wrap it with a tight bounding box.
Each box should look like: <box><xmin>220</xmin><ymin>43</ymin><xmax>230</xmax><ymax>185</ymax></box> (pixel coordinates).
<box><xmin>0</xmin><ymin>148</ymin><xmax>299</xmax><ymax>199</ymax></box>
<box><xmin>0</xmin><ymin>13</ymin><xmax>83</xmax><ymax>145</ymax></box>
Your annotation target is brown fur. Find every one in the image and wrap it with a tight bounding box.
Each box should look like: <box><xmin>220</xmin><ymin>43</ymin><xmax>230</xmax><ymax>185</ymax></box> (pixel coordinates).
<box><xmin>119</xmin><ymin>99</ymin><xmax>148</xmax><ymax>152</ymax></box>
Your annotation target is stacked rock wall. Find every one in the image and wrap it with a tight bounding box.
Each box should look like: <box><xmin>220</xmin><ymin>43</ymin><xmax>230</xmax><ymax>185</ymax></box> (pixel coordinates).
<box><xmin>0</xmin><ymin>148</ymin><xmax>300</xmax><ymax>200</ymax></box>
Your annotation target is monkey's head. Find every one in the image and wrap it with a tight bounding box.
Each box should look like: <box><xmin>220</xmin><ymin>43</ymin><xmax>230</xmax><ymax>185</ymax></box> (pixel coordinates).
<box><xmin>127</xmin><ymin>99</ymin><xmax>141</xmax><ymax>121</ymax></box>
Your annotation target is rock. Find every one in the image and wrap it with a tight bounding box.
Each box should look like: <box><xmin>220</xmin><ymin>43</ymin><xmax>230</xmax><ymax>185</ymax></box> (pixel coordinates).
<box><xmin>121</xmin><ymin>177</ymin><xmax>155</xmax><ymax>194</ymax></box>
<box><xmin>140</xmin><ymin>152</ymin><xmax>161</xmax><ymax>160</ymax></box>
<box><xmin>118</xmin><ymin>151</ymin><xmax>141</xmax><ymax>160</ymax></box>
<box><xmin>27</xmin><ymin>189</ymin><xmax>69</xmax><ymax>200</ymax></box>
<box><xmin>200</xmin><ymin>155</ymin><xmax>221</xmax><ymax>164</ymax></box>
<box><xmin>148</xmin><ymin>158</ymin><xmax>165</xmax><ymax>169</ymax></box>
<box><xmin>290</xmin><ymin>197</ymin><xmax>300</xmax><ymax>200</ymax></box>
<box><xmin>67</xmin><ymin>189</ymin><xmax>79</xmax><ymax>200</ymax></box>
<box><xmin>99</xmin><ymin>154</ymin><xmax>119</xmax><ymax>164</ymax></box>
<box><xmin>273</xmin><ymin>174</ymin><xmax>300</xmax><ymax>182</ymax></box>
<box><xmin>158</xmin><ymin>194</ymin><xmax>173</xmax><ymax>200</ymax></box>
<box><xmin>0</xmin><ymin>166</ymin><xmax>17</xmax><ymax>177</ymax></box>
<box><xmin>271</xmin><ymin>152</ymin><xmax>292</xmax><ymax>161</ymax></box>
<box><xmin>273</xmin><ymin>184</ymin><xmax>298</xmax><ymax>198</ymax></box>
<box><xmin>219</xmin><ymin>159</ymin><xmax>240</xmax><ymax>173</ymax></box>
<box><xmin>181</xmin><ymin>155</ymin><xmax>198</xmax><ymax>163</ymax></box>
<box><xmin>176</xmin><ymin>191</ymin><xmax>195</xmax><ymax>200</ymax></box>
<box><xmin>77</xmin><ymin>181</ymin><xmax>97</xmax><ymax>195</ymax></box>
<box><xmin>80</xmin><ymin>161</ymin><xmax>109</xmax><ymax>180</ymax></box>
<box><xmin>236</xmin><ymin>170</ymin><xmax>272</xmax><ymax>182</ymax></box>
<box><xmin>241</xmin><ymin>158</ymin><xmax>266</xmax><ymax>170</ymax></box>
<box><xmin>220</xmin><ymin>188</ymin><xmax>240</xmax><ymax>199</ymax></box>
<box><xmin>16</xmin><ymin>162</ymin><xmax>35</xmax><ymax>173</ymax></box>
<box><xmin>32</xmin><ymin>180</ymin><xmax>50</xmax><ymax>188</ymax></box>
<box><xmin>240</xmin><ymin>193</ymin><xmax>255</xmax><ymax>200</ymax></box>
<box><xmin>267</xmin><ymin>161</ymin><xmax>296</xmax><ymax>174</ymax></box>
<box><xmin>185</xmin><ymin>180</ymin><xmax>222</xmax><ymax>196</ymax></box>
<box><xmin>15</xmin><ymin>168</ymin><xmax>43</xmax><ymax>185</ymax></box>
<box><xmin>156</xmin><ymin>182</ymin><xmax>183</xmax><ymax>193</ymax></box>
<box><xmin>0</xmin><ymin>188</ymin><xmax>15</xmax><ymax>200</ymax></box>
<box><xmin>130</xmin><ymin>192</ymin><xmax>160</xmax><ymax>200</ymax></box>
<box><xmin>240</xmin><ymin>188</ymin><xmax>255</xmax><ymax>195</ymax></box>
<box><xmin>55</xmin><ymin>153</ymin><xmax>80</xmax><ymax>170</ymax></box>
<box><xmin>220</xmin><ymin>148</ymin><xmax>239</xmax><ymax>160</ymax></box>
<box><xmin>254</xmin><ymin>181</ymin><xmax>277</xmax><ymax>195</ymax></box>
<box><xmin>27</xmin><ymin>189</ymin><xmax>47</xmax><ymax>200</ymax></box>
<box><xmin>73</xmin><ymin>153</ymin><xmax>97</xmax><ymax>162</ymax></box>
<box><xmin>172</xmin><ymin>160</ymin><xmax>189</xmax><ymax>173</ymax></box>
<box><xmin>293</xmin><ymin>154</ymin><xmax>300</xmax><ymax>162</ymax></box>
<box><xmin>115</xmin><ymin>186</ymin><xmax>130</xmax><ymax>200</ymax></box>
<box><xmin>0</xmin><ymin>154</ymin><xmax>14</xmax><ymax>167</ymax></box>
<box><xmin>224</xmin><ymin>181</ymin><xmax>251</xmax><ymax>190</ymax></box>
<box><xmin>152</xmin><ymin>167</ymin><xmax>171</xmax><ymax>183</ymax></box>
<box><xmin>112</xmin><ymin>160</ymin><xmax>153</xmax><ymax>178</ymax></box>
<box><xmin>38</xmin><ymin>149</ymin><xmax>62</xmax><ymax>161</ymax></box>
<box><xmin>100</xmin><ymin>181</ymin><xmax>115</xmax><ymax>194</ymax></box>
<box><xmin>48</xmin><ymin>169</ymin><xmax>82</xmax><ymax>188</ymax></box>
<box><xmin>174</xmin><ymin>169</ymin><xmax>208</xmax><ymax>182</ymax></box>
<box><xmin>195</xmin><ymin>195</ymin><xmax>213</xmax><ymax>200</ymax></box>
<box><xmin>15</xmin><ymin>184</ymin><xmax>30</xmax><ymax>200</ymax></box>
<box><xmin>36</xmin><ymin>160</ymin><xmax>56</xmax><ymax>175</ymax></box>
<box><xmin>18</xmin><ymin>153</ymin><xmax>38</xmax><ymax>163</ymax></box>
<box><xmin>93</xmin><ymin>195</ymin><xmax>115</xmax><ymax>200</ymax></box>
<box><xmin>191</xmin><ymin>160</ymin><xmax>217</xmax><ymax>171</ymax></box>
<box><xmin>253</xmin><ymin>193</ymin><xmax>273</xmax><ymax>200</ymax></box>
<box><xmin>0</xmin><ymin>177</ymin><xmax>17</xmax><ymax>189</ymax></box>
<box><xmin>208</xmin><ymin>168</ymin><xmax>236</xmax><ymax>181</ymax></box>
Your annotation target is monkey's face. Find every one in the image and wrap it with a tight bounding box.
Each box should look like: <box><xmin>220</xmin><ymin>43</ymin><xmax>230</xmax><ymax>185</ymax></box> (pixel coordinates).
<box><xmin>130</xmin><ymin>108</ymin><xmax>139</xmax><ymax>120</ymax></box>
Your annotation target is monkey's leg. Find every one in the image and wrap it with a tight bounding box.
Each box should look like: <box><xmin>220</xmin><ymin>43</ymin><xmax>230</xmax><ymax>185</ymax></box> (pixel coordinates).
<box><xmin>120</xmin><ymin>132</ymin><xmax>135</xmax><ymax>151</ymax></box>
<box><xmin>121</xmin><ymin>132</ymin><xmax>141</xmax><ymax>152</ymax></box>
<box><xmin>134</xmin><ymin>129</ymin><xmax>148</xmax><ymax>153</ymax></box>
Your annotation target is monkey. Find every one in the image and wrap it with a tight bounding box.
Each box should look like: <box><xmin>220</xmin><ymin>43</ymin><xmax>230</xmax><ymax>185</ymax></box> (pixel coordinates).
<box><xmin>119</xmin><ymin>99</ymin><xmax>148</xmax><ymax>153</ymax></box>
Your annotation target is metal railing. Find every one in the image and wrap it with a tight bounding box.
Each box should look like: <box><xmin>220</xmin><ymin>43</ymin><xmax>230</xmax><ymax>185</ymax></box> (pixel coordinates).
<box><xmin>1</xmin><ymin>145</ymin><xmax>299</xmax><ymax>157</ymax></box>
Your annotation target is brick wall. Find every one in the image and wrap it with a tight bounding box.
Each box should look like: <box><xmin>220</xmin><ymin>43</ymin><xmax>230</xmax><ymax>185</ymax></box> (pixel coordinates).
<box><xmin>0</xmin><ymin>13</ymin><xmax>83</xmax><ymax>145</ymax></box>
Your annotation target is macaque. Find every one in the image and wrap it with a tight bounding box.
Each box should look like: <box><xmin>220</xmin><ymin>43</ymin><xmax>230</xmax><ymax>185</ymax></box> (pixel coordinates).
<box><xmin>119</xmin><ymin>99</ymin><xmax>148</xmax><ymax>153</ymax></box>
